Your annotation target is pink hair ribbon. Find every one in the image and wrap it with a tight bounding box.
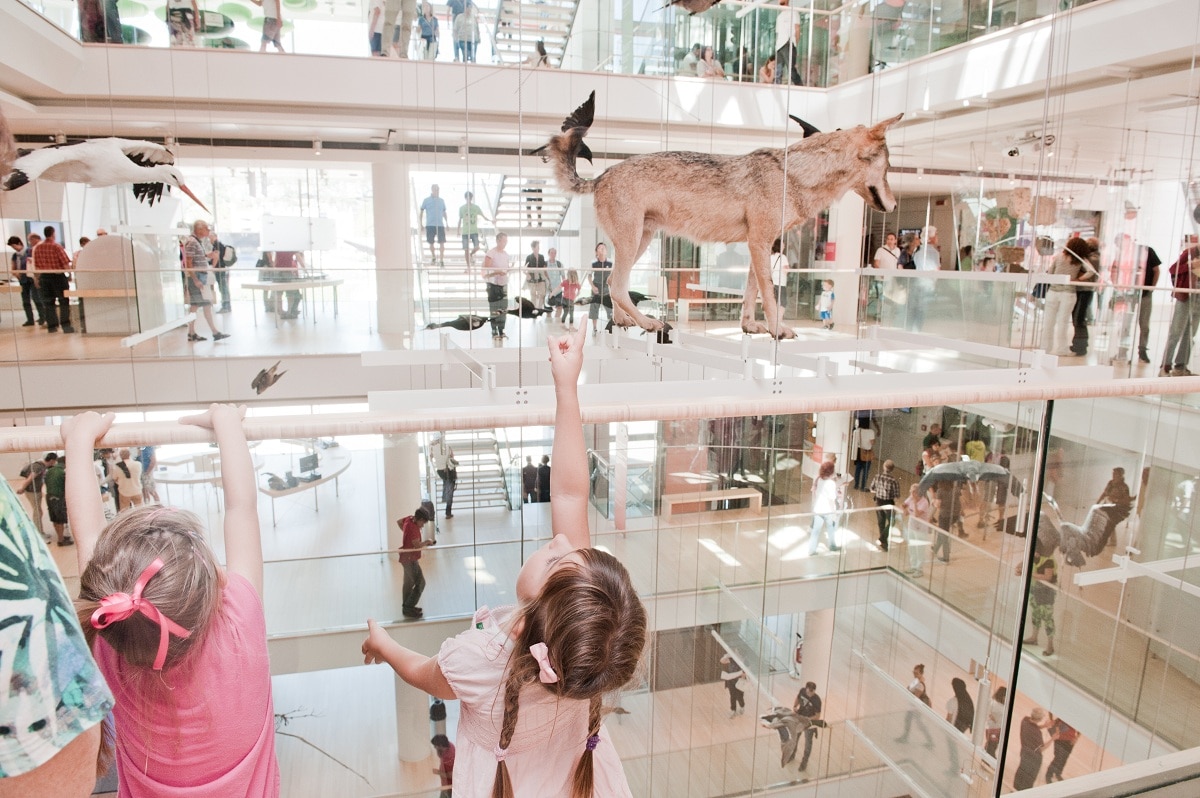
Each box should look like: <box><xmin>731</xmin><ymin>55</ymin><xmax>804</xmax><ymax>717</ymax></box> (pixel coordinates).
<box><xmin>530</xmin><ymin>642</ymin><xmax>559</xmax><ymax>684</ymax></box>
<box><xmin>90</xmin><ymin>558</ymin><xmax>192</xmax><ymax>671</ymax></box>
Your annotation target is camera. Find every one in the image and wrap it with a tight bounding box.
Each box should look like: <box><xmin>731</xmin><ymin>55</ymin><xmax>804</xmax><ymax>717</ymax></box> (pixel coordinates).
<box><xmin>1007</xmin><ymin>146</ymin><xmax>1020</xmax><ymax>157</ymax></box>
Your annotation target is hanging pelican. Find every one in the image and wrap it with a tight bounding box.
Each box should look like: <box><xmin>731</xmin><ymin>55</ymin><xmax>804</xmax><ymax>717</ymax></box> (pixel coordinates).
<box><xmin>1</xmin><ymin>137</ymin><xmax>209</xmax><ymax>211</ymax></box>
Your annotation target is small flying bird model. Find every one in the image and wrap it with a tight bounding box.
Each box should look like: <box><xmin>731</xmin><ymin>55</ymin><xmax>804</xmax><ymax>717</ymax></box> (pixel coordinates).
<box><xmin>663</xmin><ymin>0</ymin><xmax>723</xmax><ymax>15</ymax></box>
<box><xmin>2</xmin><ymin>137</ymin><xmax>209</xmax><ymax>211</ymax></box>
<box><xmin>917</xmin><ymin>460</ymin><xmax>1014</xmax><ymax>496</ymax></box>
<box><xmin>251</xmin><ymin>361</ymin><xmax>287</xmax><ymax>395</ymax></box>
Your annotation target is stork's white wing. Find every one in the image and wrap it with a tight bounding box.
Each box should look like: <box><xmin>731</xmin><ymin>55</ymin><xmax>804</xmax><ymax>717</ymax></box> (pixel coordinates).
<box><xmin>112</xmin><ymin>138</ymin><xmax>175</xmax><ymax>166</ymax></box>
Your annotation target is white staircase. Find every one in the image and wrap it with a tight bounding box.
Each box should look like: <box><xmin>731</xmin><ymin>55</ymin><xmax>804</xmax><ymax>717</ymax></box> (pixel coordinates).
<box><xmin>441</xmin><ymin>430</ymin><xmax>510</xmax><ymax>510</ymax></box>
<box><xmin>492</xmin><ymin>175</ymin><xmax>572</xmax><ymax>235</ymax></box>
<box><xmin>491</xmin><ymin>0</ymin><xmax>580</xmax><ymax>67</ymax></box>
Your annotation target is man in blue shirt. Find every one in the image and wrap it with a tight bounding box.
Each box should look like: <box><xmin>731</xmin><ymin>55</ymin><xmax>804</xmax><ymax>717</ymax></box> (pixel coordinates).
<box><xmin>419</xmin><ymin>184</ymin><xmax>449</xmax><ymax>266</ymax></box>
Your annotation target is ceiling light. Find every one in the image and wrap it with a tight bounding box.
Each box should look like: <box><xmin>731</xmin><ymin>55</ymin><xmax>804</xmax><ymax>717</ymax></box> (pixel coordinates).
<box><xmin>313</xmin><ymin>139</ymin><xmax>322</xmax><ymax>155</ymax></box>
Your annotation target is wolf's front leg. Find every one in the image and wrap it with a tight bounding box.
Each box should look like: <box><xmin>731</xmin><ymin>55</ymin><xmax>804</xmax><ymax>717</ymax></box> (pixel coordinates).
<box><xmin>611</xmin><ymin>292</ymin><xmax>665</xmax><ymax>331</ymax></box>
<box><xmin>741</xmin><ymin>275</ymin><xmax>772</xmax><ymax>335</ymax></box>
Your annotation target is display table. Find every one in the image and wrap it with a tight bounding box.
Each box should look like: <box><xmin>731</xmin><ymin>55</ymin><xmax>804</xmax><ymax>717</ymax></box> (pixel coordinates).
<box><xmin>258</xmin><ymin>448</ymin><xmax>353</xmax><ymax>525</ymax></box>
<box><xmin>243</xmin><ymin>277</ymin><xmax>344</xmax><ymax>328</ymax></box>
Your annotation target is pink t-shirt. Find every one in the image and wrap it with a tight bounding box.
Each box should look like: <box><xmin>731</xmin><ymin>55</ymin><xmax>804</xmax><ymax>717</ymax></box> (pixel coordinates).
<box><xmin>438</xmin><ymin>606</ymin><xmax>633</xmax><ymax>798</ymax></box>
<box><xmin>94</xmin><ymin>573</ymin><xmax>280</xmax><ymax>798</ymax></box>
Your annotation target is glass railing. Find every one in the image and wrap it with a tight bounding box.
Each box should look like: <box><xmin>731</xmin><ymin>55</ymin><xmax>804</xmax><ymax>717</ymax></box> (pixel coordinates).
<box><xmin>16</xmin><ymin>0</ymin><xmax>1108</xmax><ymax>85</ymax></box>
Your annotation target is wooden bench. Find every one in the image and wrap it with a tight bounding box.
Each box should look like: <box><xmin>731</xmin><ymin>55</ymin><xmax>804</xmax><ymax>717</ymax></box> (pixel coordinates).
<box><xmin>661</xmin><ymin>487</ymin><xmax>763</xmax><ymax>517</ymax></box>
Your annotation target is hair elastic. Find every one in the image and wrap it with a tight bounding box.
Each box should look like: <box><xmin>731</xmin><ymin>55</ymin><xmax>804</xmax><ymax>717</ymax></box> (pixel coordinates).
<box><xmin>90</xmin><ymin>558</ymin><xmax>192</xmax><ymax>671</ymax></box>
<box><xmin>493</xmin><ymin>745</ymin><xmax>508</xmax><ymax>762</ymax></box>
<box><xmin>585</xmin><ymin>734</ymin><xmax>601</xmax><ymax>752</ymax></box>
<box><xmin>530</xmin><ymin>642</ymin><xmax>559</xmax><ymax>684</ymax></box>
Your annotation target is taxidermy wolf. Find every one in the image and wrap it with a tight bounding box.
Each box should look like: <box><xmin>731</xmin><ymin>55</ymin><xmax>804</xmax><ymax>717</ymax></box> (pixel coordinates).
<box><xmin>533</xmin><ymin>92</ymin><xmax>902</xmax><ymax>338</ymax></box>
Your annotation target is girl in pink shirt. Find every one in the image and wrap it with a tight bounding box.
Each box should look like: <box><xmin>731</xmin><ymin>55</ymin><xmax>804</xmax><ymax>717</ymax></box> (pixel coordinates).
<box><xmin>362</xmin><ymin>327</ymin><xmax>648</xmax><ymax>797</ymax></box>
<box><xmin>560</xmin><ymin>269</ymin><xmax>582</xmax><ymax>329</ymax></box>
<box><xmin>63</xmin><ymin>405</ymin><xmax>279</xmax><ymax>798</ymax></box>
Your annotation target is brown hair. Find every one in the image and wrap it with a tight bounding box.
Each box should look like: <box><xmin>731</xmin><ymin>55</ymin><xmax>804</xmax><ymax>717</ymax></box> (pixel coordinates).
<box><xmin>818</xmin><ymin>460</ymin><xmax>836</xmax><ymax>480</ymax></box>
<box><xmin>492</xmin><ymin>548</ymin><xmax>647</xmax><ymax>798</ymax></box>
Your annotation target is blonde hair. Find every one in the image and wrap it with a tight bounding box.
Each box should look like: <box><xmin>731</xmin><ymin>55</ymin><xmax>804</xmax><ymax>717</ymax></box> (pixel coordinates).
<box><xmin>493</xmin><ymin>548</ymin><xmax>646</xmax><ymax>798</ymax></box>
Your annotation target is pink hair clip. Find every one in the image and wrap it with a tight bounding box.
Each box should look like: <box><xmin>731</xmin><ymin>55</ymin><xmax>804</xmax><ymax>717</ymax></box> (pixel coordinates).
<box><xmin>90</xmin><ymin>558</ymin><xmax>192</xmax><ymax>671</ymax></box>
<box><xmin>530</xmin><ymin>642</ymin><xmax>559</xmax><ymax>684</ymax></box>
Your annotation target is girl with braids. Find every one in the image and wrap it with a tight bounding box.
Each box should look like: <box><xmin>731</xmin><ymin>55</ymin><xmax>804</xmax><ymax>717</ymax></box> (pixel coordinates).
<box><xmin>63</xmin><ymin>405</ymin><xmax>279</xmax><ymax>797</ymax></box>
<box><xmin>363</xmin><ymin>325</ymin><xmax>647</xmax><ymax>797</ymax></box>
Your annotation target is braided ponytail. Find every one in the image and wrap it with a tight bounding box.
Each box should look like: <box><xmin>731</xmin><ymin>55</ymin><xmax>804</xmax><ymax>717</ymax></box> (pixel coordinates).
<box><xmin>569</xmin><ymin>696</ymin><xmax>604</xmax><ymax>798</ymax></box>
<box><xmin>491</xmin><ymin>656</ymin><xmax>534</xmax><ymax>798</ymax></box>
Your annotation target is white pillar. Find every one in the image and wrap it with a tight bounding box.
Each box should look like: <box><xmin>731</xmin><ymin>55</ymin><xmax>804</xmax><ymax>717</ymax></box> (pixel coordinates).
<box><xmin>394</xmin><ymin>675</ymin><xmax>432</xmax><ymax>763</ymax></box>
<box><xmin>807</xmin><ymin>410</ymin><xmax>852</xmax><ymax>480</ymax></box>
<box><xmin>382</xmin><ymin>433</ymin><xmax>423</xmax><ymax>550</ymax></box>
<box><xmin>828</xmin><ymin>192</ymin><xmax>867</xmax><ymax>329</ymax></box>
<box><xmin>373</xmin><ymin>160</ymin><xmax>415</xmax><ymax>337</ymax></box>
<box><xmin>798</xmin><ymin>608</ymin><xmax>834</xmax><ymax>695</ymax></box>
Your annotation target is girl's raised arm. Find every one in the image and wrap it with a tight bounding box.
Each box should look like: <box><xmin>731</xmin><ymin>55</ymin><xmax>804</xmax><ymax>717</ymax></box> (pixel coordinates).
<box><xmin>181</xmin><ymin>404</ymin><xmax>263</xmax><ymax>595</ymax></box>
<box><xmin>61</xmin><ymin>412</ymin><xmax>115</xmax><ymax>569</ymax></box>
<box><xmin>548</xmin><ymin>324</ymin><xmax>590</xmax><ymax>549</ymax></box>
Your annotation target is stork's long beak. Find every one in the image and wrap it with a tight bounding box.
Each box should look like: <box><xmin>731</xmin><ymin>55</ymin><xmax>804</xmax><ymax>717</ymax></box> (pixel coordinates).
<box><xmin>178</xmin><ymin>183</ymin><xmax>209</xmax><ymax>214</ymax></box>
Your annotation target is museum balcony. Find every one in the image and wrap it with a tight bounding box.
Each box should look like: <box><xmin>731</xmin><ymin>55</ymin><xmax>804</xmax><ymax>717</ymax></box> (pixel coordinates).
<box><xmin>5</xmin><ymin>380</ymin><xmax>1200</xmax><ymax>796</ymax></box>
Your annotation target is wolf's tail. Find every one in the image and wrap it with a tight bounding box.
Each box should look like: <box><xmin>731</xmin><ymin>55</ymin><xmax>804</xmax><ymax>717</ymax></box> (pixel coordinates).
<box><xmin>530</xmin><ymin>92</ymin><xmax>596</xmax><ymax>196</ymax></box>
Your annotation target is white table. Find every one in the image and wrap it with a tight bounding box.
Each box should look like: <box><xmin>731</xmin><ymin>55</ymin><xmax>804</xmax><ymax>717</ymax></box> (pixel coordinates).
<box><xmin>258</xmin><ymin>448</ymin><xmax>353</xmax><ymax>525</ymax></box>
<box><xmin>243</xmin><ymin>278</ymin><xmax>345</xmax><ymax>328</ymax></box>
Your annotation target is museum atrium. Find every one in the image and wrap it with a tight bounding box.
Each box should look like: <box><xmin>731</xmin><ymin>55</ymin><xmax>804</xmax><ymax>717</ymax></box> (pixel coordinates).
<box><xmin>2</xmin><ymin>0</ymin><xmax>1200</xmax><ymax>795</ymax></box>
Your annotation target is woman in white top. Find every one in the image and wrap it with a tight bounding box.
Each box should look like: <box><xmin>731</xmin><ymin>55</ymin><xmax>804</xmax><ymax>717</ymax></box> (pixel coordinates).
<box><xmin>808</xmin><ymin>460</ymin><xmax>842</xmax><ymax>555</ymax></box>
<box><xmin>697</xmin><ymin>46</ymin><xmax>726</xmax><ymax>79</ymax></box>
<box><xmin>1041</xmin><ymin>237</ymin><xmax>1089</xmax><ymax>356</ymax></box>
<box><xmin>850</xmin><ymin>418</ymin><xmax>876</xmax><ymax>491</ymax></box>
<box><xmin>112</xmin><ymin>448</ymin><xmax>144</xmax><ymax>510</ymax></box>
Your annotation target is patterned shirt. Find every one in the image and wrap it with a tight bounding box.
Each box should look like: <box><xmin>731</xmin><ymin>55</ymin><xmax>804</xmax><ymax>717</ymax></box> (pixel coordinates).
<box><xmin>32</xmin><ymin>240</ymin><xmax>70</xmax><ymax>272</ymax></box>
<box><xmin>0</xmin><ymin>480</ymin><xmax>114</xmax><ymax>776</ymax></box>
<box><xmin>869</xmin><ymin>472</ymin><xmax>900</xmax><ymax>502</ymax></box>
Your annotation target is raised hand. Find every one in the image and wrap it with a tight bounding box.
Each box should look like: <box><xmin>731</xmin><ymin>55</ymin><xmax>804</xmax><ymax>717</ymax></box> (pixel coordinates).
<box><xmin>362</xmin><ymin>619</ymin><xmax>395</xmax><ymax>665</ymax></box>
<box><xmin>548</xmin><ymin>322</ymin><xmax>588</xmax><ymax>386</ymax></box>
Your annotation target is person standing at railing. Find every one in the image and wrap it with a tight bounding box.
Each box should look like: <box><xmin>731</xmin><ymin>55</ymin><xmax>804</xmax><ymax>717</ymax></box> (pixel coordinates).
<box><xmin>1158</xmin><ymin>238</ymin><xmax>1200</xmax><ymax>377</ymax></box>
<box><xmin>453</xmin><ymin>1</ymin><xmax>480</xmax><ymax>63</ymax></box>
<box><xmin>361</xmin><ymin>326</ymin><xmax>647</xmax><ymax>798</ymax></box>
<box><xmin>7</xmin><ymin>235</ymin><xmax>46</xmax><ymax>327</ymax></box>
<box><xmin>901</xmin><ymin>484</ymin><xmax>931</xmax><ymax>577</ymax></box>
<box><xmin>252</xmin><ymin>0</ymin><xmax>287</xmax><ymax>53</ymax></box>
<box><xmin>680</xmin><ymin>42</ymin><xmax>702</xmax><ymax>76</ymax></box>
<box><xmin>368</xmin><ymin>0</ymin><xmax>387</xmax><ymax>55</ymax></box>
<box><xmin>851</xmin><ymin>416</ymin><xmax>876</xmax><ymax>491</ymax></box>
<box><xmin>1043</xmin><ymin>715</ymin><xmax>1078</xmax><ymax>783</ymax></box>
<box><xmin>536</xmin><ymin>455</ymin><xmax>551</xmax><ymax>502</ymax></box>
<box><xmin>32</xmin><ymin>226</ymin><xmax>74</xmax><ymax>334</ymax></box>
<box><xmin>774</xmin><ymin>0</ymin><xmax>804</xmax><ymax>85</ymax></box>
<box><xmin>521</xmin><ymin>456</ymin><xmax>538</xmax><ymax>504</ymax></box>
<box><xmin>1070</xmin><ymin>237</ymin><xmax>1101</xmax><ymax>355</ymax></box>
<box><xmin>165</xmin><ymin>0</ymin><xmax>199</xmax><ymax>46</ymax></box>
<box><xmin>418</xmin><ymin>2</ymin><xmax>439</xmax><ymax>60</ymax></box>
<box><xmin>696</xmin><ymin>46</ymin><xmax>726</xmax><ymax>79</ymax></box>
<box><xmin>397</xmin><ymin>504</ymin><xmax>435</xmax><ymax>618</ymax></box>
<box><xmin>1013</xmin><ymin>707</ymin><xmax>1055</xmax><ymax>790</ymax></box>
<box><xmin>392</xmin><ymin>0</ymin><xmax>418</xmax><ymax>58</ymax></box>
<box><xmin>1042</xmin><ymin>237</ymin><xmax>1089</xmax><ymax>357</ymax></box>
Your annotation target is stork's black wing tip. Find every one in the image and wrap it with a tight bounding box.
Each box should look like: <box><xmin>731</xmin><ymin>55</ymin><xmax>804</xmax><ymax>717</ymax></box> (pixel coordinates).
<box><xmin>561</xmin><ymin>91</ymin><xmax>596</xmax><ymax>133</ymax></box>
<box><xmin>2</xmin><ymin>169</ymin><xmax>29</xmax><ymax>191</ymax></box>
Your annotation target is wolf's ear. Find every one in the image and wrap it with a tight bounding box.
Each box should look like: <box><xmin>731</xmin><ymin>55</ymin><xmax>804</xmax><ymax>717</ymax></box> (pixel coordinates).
<box><xmin>871</xmin><ymin>113</ymin><xmax>904</xmax><ymax>136</ymax></box>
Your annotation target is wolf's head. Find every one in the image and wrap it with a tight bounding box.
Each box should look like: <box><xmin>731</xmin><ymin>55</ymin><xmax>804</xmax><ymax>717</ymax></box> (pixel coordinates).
<box><xmin>849</xmin><ymin>114</ymin><xmax>903</xmax><ymax>213</ymax></box>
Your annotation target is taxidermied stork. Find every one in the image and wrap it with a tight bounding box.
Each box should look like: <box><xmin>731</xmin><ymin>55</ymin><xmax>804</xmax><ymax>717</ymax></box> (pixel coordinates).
<box><xmin>1</xmin><ymin>137</ymin><xmax>209</xmax><ymax>211</ymax></box>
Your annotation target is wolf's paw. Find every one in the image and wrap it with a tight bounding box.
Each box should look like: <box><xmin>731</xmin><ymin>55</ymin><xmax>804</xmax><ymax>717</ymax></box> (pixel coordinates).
<box><xmin>741</xmin><ymin>319</ymin><xmax>772</xmax><ymax>335</ymax></box>
<box><xmin>772</xmin><ymin>324</ymin><xmax>797</xmax><ymax>340</ymax></box>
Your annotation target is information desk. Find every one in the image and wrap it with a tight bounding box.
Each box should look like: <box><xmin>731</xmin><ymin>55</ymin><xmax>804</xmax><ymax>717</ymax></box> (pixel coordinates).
<box><xmin>154</xmin><ymin>450</ymin><xmax>266</xmax><ymax>507</ymax></box>
<box><xmin>257</xmin><ymin>448</ymin><xmax>353</xmax><ymax>526</ymax></box>
<box><xmin>243</xmin><ymin>277</ymin><xmax>344</xmax><ymax>328</ymax></box>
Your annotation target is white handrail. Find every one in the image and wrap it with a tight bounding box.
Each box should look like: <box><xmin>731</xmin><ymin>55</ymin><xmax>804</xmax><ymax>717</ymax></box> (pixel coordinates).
<box><xmin>1</xmin><ymin>377</ymin><xmax>1196</xmax><ymax>452</ymax></box>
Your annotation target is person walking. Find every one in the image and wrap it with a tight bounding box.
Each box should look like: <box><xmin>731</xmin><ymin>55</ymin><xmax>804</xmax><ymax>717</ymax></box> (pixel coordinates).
<box><xmin>1159</xmin><ymin>239</ymin><xmax>1200</xmax><ymax>376</ymax></box>
<box><xmin>420</xmin><ymin>184</ymin><xmax>449</xmax><ymax>265</ymax></box>
<box><xmin>8</xmin><ymin>236</ymin><xmax>45</xmax><ymax>326</ymax></box>
<box><xmin>397</xmin><ymin>504</ymin><xmax>435</xmax><ymax>618</ymax></box>
<box><xmin>868</xmin><ymin>460</ymin><xmax>899</xmax><ymax>552</ymax></box>
<box><xmin>1013</xmin><ymin>707</ymin><xmax>1054</xmax><ymax>790</ymax></box>
<box><xmin>808</xmin><ymin>460</ymin><xmax>841</xmax><ymax>556</ymax></box>
<box><xmin>895</xmin><ymin>663</ymin><xmax>934</xmax><ymax>747</ymax></box>
<box><xmin>17</xmin><ymin>453</ymin><xmax>56</xmax><ymax>541</ymax></box>
<box><xmin>32</xmin><ymin>226</ymin><xmax>74</xmax><ymax>333</ymax></box>
<box><xmin>944</xmin><ymin>677</ymin><xmax>975</xmax><ymax>776</ymax></box>
<box><xmin>430</xmin><ymin>433</ymin><xmax>458</xmax><ymax>519</ymax></box>
<box><xmin>851</xmin><ymin>417</ymin><xmax>877</xmax><ymax>491</ymax></box>
<box><xmin>483</xmin><ymin>232</ymin><xmax>511</xmax><ymax>339</ymax></box>
<box><xmin>794</xmin><ymin>682</ymin><xmax>824</xmax><ymax>773</ymax></box>
<box><xmin>431</xmin><ymin>734</ymin><xmax>455</xmax><ymax>797</ymax></box>
<box><xmin>719</xmin><ymin>654</ymin><xmax>746</xmax><ymax>718</ymax></box>
<box><xmin>1043</xmin><ymin>715</ymin><xmax>1078</xmax><ymax>783</ymax></box>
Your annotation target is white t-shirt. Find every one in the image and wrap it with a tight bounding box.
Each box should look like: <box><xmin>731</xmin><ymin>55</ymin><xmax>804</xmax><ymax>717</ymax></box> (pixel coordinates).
<box><xmin>681</xmin><ymin>51</ymin><xmax>699</xmax><ymax>76</ymax></box>
<box><xmin>813</xmin><ymin>477</ymin><xmax>839</xmax><ymax>514</ymax></box>
<box><xmin>851</xmin><ymin>427</ymin><xmax>876</xmax><ymax>453</ymax></box>
<box><xmin>775</xmin><ymin>6</ymin><xmax>800</xmax><ymax>50</ymax></box>
<box><xmin>770</xmin><ymin>253</ymin><xmax>789</xmax><ymax>286</ymax></box>
<box><xmin>873</xmin><ymin>245</ymin><xmax>900</xmax><ymax>268</ymax></box>
<box><xmin>368</xmin><ymin>0</ymin><xmax>386</xmax><ymax>35</ymax></box>
<box><xmin>913</xmin><ymin>244</ymin><xmax>941</xmax><ymax>271</ymax></box>
<box><xmin>484</xmin><ymin>248</ymin><xmax>511</xmax><ymax>285</ymax></box>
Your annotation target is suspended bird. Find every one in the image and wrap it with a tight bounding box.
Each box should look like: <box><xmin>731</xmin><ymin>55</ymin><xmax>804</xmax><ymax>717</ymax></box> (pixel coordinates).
<box><xmin>506</xmin><ymin>297</ymin><xmax>547</xmax><ymax>319</ymax></box>
<box><xmin>662</xmin><ymin>0</ymin><xmax>723</xmax><ymax>15</ymax></box>
<box><xmin>0</xmin><ymin>110</ymin><xmax>15</xmax><ymax>179</ymax></box>
<box><xmin>916</xmin><ymin>460</ymin><xmax>1013</xmax><ymax>495</ymax></box>
<box><xmin>575</xmin><ymin>290</ymin><xmax>653</xmax><ymax>309</ymax></box>
<box><xmin>2</xmin><ymin>137</ymin><xmax>209</xmax><ymax>211</ymax></box>
<box><xmin>251</xmin><ymin>361</ymin><xmax>287</xmax><ymax>395</ymax></box>
<box><xmin>426</xmin><ymin>314</ymin><xmax>489</xmax><ymax>331</ymax></box>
